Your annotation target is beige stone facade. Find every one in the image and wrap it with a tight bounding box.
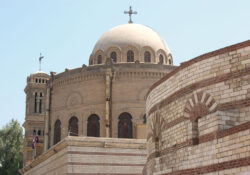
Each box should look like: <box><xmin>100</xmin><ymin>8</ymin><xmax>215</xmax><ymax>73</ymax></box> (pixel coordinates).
<box><xmin>146</xmin><ymin>40</ymin><xmax>250</xmax><ymax>175</ymax></box>
<box><xmin>21</xmin><ymin>20</ymin><xmax>250</xmax><ymax>175</ymax></box>
<box><xmin>21</xmin><ymin>23</ymin><xmax>176</xmax><ymax>171</ymax></box>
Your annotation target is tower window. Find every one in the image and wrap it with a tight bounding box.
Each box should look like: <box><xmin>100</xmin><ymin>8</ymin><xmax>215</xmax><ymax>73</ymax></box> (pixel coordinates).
<box><xmin>144</xmin><ymin>51</ymin><xmax>151</xmax><ymax>62</ymax></box>
<box><xmin>39</xmin><ymin>93</ymin><xmax>42</xmax><ymax>113</ymax></box>
<box><xmin>159</xmin><ymin>54</ymin><xmax>164</xmax><ymax>64</ymax></box>
<box><xmin>111</xmin><ymin>52</ymin><xmax>117</xmax><ymax>63</ymax></box>
<box><xmin>34</xmin><ymin>92</ymin><xmax>38</xmax><ymax>113</ymax></box>
<box><xmin>127</xmin><ymin>50</ymin><xmax>134</xmax><ymax>62</ymax></box>
<box><xmin>87</xmin><ymin>114</ymin><xmax>100</xmax><ymax>137</ymax></box>
<box><xmin>97</xmin><ymin>55</ymin><xmax>102</xmax><ymax>64</ymax></box>
<box><xmin>169</xmin><ymin>59</ymin><xmax>172</xmax><ymax>65</ymax></box>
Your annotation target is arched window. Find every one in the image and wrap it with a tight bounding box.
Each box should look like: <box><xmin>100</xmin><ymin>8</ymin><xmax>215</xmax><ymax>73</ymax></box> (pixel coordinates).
<box><xmin>39</xmin><ymin>93</ymin><xmax>42</xmax><ymax>113</ymax></box>
<box><xmin>37</xmin><ymin>130</ymin><xmax>41</xmax><ymax>136</ymax></box>
<box><xmin>34</xmin><ymin>92</ymin><xmax>38</xmax><ymax>113</ymax></box>
<box><xmin>118</xmin><ymin>112</ymin><xmax>133</xmax><ymax>138</ymax></box>
<box><xmin>68</xmin><ymin>116</ymin><xmax>78</xmax><ymax>136</ymax></box>
<box><xmin>127</xmin><ymin>50</ymin><xmax>134</xmax><ymax>62</ymax></box>
<box><xmin>159</xmin><ymin>54</ymin><xmax>164</xmax><ymax>64</ymax></box>
<box><xmin>33</xmin><ymin>130</ymin><xmax>36</xmax><ymax>136</ymax></box>
<box><xmin>110</xmin><ymin>52</ymin><xmax>117</xmax><ymax>63</ymax></box>
<box><xmin>87</xmin><ymin>114</ymin><xmax>100</xmax><ymax>137</ymax></box>
<box><xmin>169</xmin><ymin>59</ymin><xmax>172</xmax><ymax>65</ymax></box>
<box><xmin>97</xmin><ymin>55</ymin><xmax>102</xmax><ymax>64</ymax></box>
<box><xmin>54</xmin><ymin>120</ymin><xmax>61</xmax><ymax>145</ymax></box>
<box><xmin>144</xmin><ymin>51</ymin><xmax>151</xmax><ymax>62</ymax></box>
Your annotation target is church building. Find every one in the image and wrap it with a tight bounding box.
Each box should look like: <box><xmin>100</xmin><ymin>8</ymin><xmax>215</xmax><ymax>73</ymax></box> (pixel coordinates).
<box><xmin>20</xmin><ymin>7</ymin><xmax>250</xmax><ymax>175</ymax></box>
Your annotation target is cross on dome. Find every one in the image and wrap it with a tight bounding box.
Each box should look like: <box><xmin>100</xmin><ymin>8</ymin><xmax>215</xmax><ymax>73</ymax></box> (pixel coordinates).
<box><xmin>124</xmin><ymin>6</ymin><xmax>137</xmax><ymax>24</ymax></box>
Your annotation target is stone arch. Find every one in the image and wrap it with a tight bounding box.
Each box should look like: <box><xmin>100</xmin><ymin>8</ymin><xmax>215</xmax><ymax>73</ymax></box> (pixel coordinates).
<box><xmin>140</xmin><ymin>46</ymin><xmax>155</xmax><ymax>63</ymax></box>
<box><xmin>118</xmin><ymin>112</ymin><xmax>133</xmax><ymax>138</ymax></box>
<box><xmin>184</xmin><ymin>91</ymin><xmax>218</xmax><ymax>121</ymax></box>
<box><xmin>148</xmin><ymin>111</ymin><xmax>165</xmax><ymax>157</ymax></box>
<box><xmin>94</xmin><ymin>50</ymin><xmax>105</xmax><ymax>64</ymax></box>
<box><xmin>167</xmin><ymin>53</ymin><xmax>173</xmax><ymax>65</ymax></box>
<box><xmin>184</xmin><ymin>91</ymin><xmax>218</xmax><ymax>145</ymax></box>
<box><xmin>156</xmin><ymin>49</ymin><xmax>167</xmax><ymax>64</ymax></box>
<box><xmin>87</xmin><ymin>114</ymin><xmax>100</xmax><ymax>137</ymax></box>
<box><xmin>66</xmin><ymin>92</ymin><xmax>83</xmax><ymax>108</ymax></box>
<box><xmin>106</xmin><ymin>46</ymin><xmax>122</xmax><ymax>63</ymax></box>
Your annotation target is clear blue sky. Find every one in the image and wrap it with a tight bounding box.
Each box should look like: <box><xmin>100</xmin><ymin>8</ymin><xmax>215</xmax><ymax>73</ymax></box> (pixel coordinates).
<box><xmin>0</xmin><ymin>0</ymin><xmax>249</xmax><ymax>128</ymax></box>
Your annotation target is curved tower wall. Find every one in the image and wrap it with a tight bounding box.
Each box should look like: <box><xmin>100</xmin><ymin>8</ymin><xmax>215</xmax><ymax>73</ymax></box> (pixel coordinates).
<box><xmin>49</xmin><ymin>62</ymin><xmax>175</xmax><ymax>147</ymax></box>
<box><xmin>146</xmin><ymin>40</ymin><xmax>250</xmax><ymax>174</ymax></box>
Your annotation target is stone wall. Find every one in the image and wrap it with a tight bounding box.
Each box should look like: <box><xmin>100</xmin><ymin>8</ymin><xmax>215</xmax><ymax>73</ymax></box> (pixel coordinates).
<box><xmin>49</xmin><ymin>63</ymin><xmax>175</xmax><ymax>147</ymax></box>
<box><xmin>146</xmin><ymin>40</ymin><xmax>250</xmax><ymax>175</ymax></box>
<box><xmin>20</xmin><ymin>137</ymin><xmax>147</xmax><ymax>175</ymax></box>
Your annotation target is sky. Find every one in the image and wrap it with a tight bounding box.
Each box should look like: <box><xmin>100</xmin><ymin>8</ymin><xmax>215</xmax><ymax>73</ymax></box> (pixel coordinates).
<box><xmin>0</xmin><ymin>0</ymin><xmax>249</xmax><ymax>129</ymax></box>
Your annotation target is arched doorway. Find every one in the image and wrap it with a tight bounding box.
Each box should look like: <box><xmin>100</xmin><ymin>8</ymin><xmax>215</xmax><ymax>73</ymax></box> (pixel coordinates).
<box><xmin>118</xmin><ymin>112</ymin><xmax>133</xmax><ymax>138</ymax></box>
<box><xmin>87</xmin><ymin>114</ymin><xmax>100</xmax><ymax>137</ymax></box>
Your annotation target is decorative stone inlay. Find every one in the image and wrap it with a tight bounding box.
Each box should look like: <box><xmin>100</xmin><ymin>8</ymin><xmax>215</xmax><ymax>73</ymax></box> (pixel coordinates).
<box><xmin>184</xmin><ymin>91</ymin><xmax>218</xmax><ymax>121</ymax></box>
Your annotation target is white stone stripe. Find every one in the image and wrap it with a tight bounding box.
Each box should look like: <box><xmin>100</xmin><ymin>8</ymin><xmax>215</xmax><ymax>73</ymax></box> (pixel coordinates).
<box><xmin>206</xmin><ymin>96</ymin><xmax>212</xmax><ymax>106</ymax></box>
<box><xmin>201</xmin><ymin>92</ymin><xmax>206</xmax><ymax>103</ymax></box>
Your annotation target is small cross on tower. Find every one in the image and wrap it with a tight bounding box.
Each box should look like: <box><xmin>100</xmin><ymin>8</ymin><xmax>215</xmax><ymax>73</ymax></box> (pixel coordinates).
<box><xmin>39</xmin><ymin>53</ymin><xmax>44</xmax><ymax>71</ymax></box>
<box><xmin>124</xmin><ymin>6</ymin><xmax>137</xmax><ymax>24</ymax></box>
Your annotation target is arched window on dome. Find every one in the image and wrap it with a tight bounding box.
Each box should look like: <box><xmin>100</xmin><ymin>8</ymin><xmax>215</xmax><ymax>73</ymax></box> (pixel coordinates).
<box><xmin>159</xmin><ymin>54</ymin><xmax>164</xmax><ymax>64</ymax></box>
<box><xmin>87</xmin><ymin>114</ymin><xmax>100</xmax><ymax>137</ymax></box>
<box><xmin>68</xmin><ymin>116</ymin><xmax>78</xmax><ymax>136</ymax></box>
<box><xmin>54</xmin><ymin>120</ymin><xmax>61</xmax><ymax>145</ymax></box>
<box><xmin>127</xmin><ymin>50</ymin><xmax>134</xmax><ymax>62</ymax></box>
<box><xmin>97</xmin><ymin>55</ymin><xmax>102</xmax><ymax>64</ymax></box>
<box><xmin>144</xmin><ymin>51</ymin><xmax>151</xmax><ymax>63</ymax></box>
<box><xmin>118</xmin><ymin>112</ymin><xmax>133</xmax><ymax>138</ymax></box>
<box><xmin>169</xmin><ymin>59</ymin><xmax>172</xmax><ymax>65</ymax></box>
<box><xmin>110</xmin><ymin>52</ymin><xmax>117</xmax><ymax>63</ymax></box>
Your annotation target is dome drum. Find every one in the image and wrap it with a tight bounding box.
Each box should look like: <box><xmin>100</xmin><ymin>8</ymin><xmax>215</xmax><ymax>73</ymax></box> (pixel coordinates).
<box><xmin>90</xmin><ymin>24</ymin><xmax>172</xmax><ymax>66</ymax></box>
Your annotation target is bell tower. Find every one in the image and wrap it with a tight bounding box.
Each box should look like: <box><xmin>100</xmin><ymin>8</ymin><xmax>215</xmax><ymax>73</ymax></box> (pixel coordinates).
<box><xmin>22</xmin><ymin>71</ymin><xmax>49</xmax><ymax>166</ymax></box>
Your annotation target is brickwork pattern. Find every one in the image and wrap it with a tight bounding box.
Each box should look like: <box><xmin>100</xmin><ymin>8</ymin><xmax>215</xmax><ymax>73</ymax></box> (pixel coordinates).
<box><xmin>146</xmin><ymin>41</ymin><xmax>250</xmax><ymax>175</ymax></box>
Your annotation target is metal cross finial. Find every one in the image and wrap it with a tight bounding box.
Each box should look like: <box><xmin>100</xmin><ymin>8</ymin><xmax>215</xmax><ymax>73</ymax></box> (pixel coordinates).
<box><xmin>124</xmin><ymin>6</ymin><xmax>137</xmax><ymax>24</ymax></box>
<box><xmin>39</xmin><ymin>53</ymin><xmax>44</xmax><ymax>71</ymax></box>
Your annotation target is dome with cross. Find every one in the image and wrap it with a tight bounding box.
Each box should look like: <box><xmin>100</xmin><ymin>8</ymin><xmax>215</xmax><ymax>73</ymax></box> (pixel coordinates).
<box><xmin>89</xmin><ymin>23</ymin><xmax>173</xmax><ymax>65</ymax></box>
